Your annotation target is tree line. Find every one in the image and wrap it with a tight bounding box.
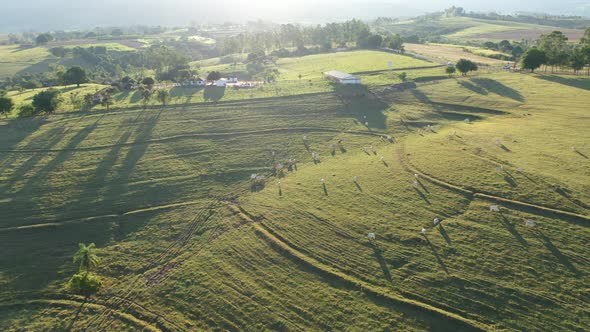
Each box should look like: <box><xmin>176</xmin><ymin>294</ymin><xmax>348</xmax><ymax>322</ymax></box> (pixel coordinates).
<box><xmin>520</xmin><ymin>28</ymin><xmax>590</xmax><ymax>74</ymax></box>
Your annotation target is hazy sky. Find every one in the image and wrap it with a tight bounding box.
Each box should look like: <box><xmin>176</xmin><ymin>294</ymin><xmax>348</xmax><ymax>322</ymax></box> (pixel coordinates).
<box><xmin>1</xmin><ymin>0</ymin><xmax>588</xmax><ymax>32</ymax></box>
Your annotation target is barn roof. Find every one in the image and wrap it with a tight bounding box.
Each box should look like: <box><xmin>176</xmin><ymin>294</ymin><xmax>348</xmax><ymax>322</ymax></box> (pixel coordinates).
<box><xmin>324</xmin><ymin>71</ymin><xmax>359</xmax><ymax>80</ymax></box>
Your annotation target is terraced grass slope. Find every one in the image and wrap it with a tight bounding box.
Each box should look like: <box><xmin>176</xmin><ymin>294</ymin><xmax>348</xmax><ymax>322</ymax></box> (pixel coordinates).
<box><xmin>0</xmin><ymin>70</ymin><xmax>588</xmax><ymax>331</ymax></box>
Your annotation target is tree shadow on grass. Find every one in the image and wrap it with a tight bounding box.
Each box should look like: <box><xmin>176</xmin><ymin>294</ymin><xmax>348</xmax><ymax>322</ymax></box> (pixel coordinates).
<box><xmin>413</xmin><ymin>187</ymin><xmax>431</xmax><ymax>205</ymax></box>
<box><xmin>423</xmin><ymin>236</ymin><xmax>449</xmax><ymax>275</ymax></box>
<box><xmin>204</xmin><ymin>87</ymin><xmax>225</xmax><ymax>103</ymax></box>
<box><xmin>499</xmin><ymin>214</ymin><xmax>528</xmax><ymax>247</ymax></box>
<box><xmin>371</xmin><ymin>242</ymin><xmax>393</xmax><ymax>283</ymax></box>
<box><xmin>458</xmin><ymin>80</ymin><xmax>488</xmax><ymax>95</ymax></box>
<box><xmin>438</xmin><ymin>224</ymin><xmax>452</xmax><ymax>245</ymax></box>
<box><xmin>534</xmin><ymin>230</ymin><xmax>580</xmax><ymax>276</ymax></box>
<box><xmin>470</xmin><ymin>77</ymin><xmax>524</xmax><ymax>102</ymax></box>
<box><xmin>535</xmin><ymin>75</ymin><xmax>590</xmax><ymax>91</ymax></box>
<box><xmin>354</xmin><ymin>182</ymin><xmax>363</xmax><ymax>192</ymax></box>
<box><xmin>417</xmin><ymin>179</ymin><xmax>430</xmax><ymax>194</ymax></box>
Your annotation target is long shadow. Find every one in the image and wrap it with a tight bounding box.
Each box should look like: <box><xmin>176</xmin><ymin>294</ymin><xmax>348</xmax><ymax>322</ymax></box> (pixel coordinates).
<box><xmin>371</xmin><ymin>243</ymin><xmax>393</xmax><ymax>282</ymax></box>
<box><xmin>204</xmin><ymin>87</ymin><xmax>226</xmax><ymax>103</ymax></box>
<box><xmin>499</xmin><ymin>144</ymin><xmax>511</xmax><ymax>152</ymax></box>
<box><xmin>354</xmin><ymin>182</ymin><xmax>363</xmax><ymax>192</ymax></box>
<box><xmin>417</xmin><ymin>179</ymin><xmax>430</xmax><ymax>194</ymax></box>
<box><xmin>575</xmin><ymin>150</ymin><xmax>588</xmax><ymax>159</ymax></box>
<box><xmin>322</xmin><ymin>183</ymin><xmax>328</xmax><ymax>196</ymax></box>
<box><xmin>458</xmin><ymin>80</ymin><xmax>488</xmax><ymax>95</ymax></box>
<box><xmin>535</xmin><ymin>231</ymin><xmax>580</xmax><ymax>276</ymax></box>
<box><xmin>170</xmin><ymin>85</ymin><xmax>202</xmax><ymax>104</ymax></box>
<box><xmin>413</xmin><ymin>187</ymin><xmax>431</xmax><ymax>205</ymax></box>
<box><xmin>67</xmin><ymin>300</ymin><xmax>87</xmax><ymax>331</ymax></box>
<box><xmin>424</xmin><ymin>236</ymin><xmax>449</xmax><ymax>275</ymax></box>
<box><xmin>470</xmin><ymin>78</ymin><xmax>524</xmax><ymax>102</ymax></box>
<box><xmin>499</xmin><ymin>214</ymin><xmax>528</xmax><ymax>247</ymax></box>
<box><xmin>438</xmin><ymin>225</ymin><xmax>452</xmax><ymax>245</ymax></box>
<box><xmin>103</xmin><ymin>110</ymin><xmax>163</xmax><ymax>211</ymax></box>
<box><xmin>503</xmin><ymin>175</ymin><xmax>517</xmax><ymax>187</ymax></box>
<box><xmin>16</xmin><ymin>116</ymin><xmax>104</xmax><ymax>192</ymax></box>
<box><xmin>535</xmin><ymin>75</ymin><xmax>590</xmax><ymax>91</ymax></box>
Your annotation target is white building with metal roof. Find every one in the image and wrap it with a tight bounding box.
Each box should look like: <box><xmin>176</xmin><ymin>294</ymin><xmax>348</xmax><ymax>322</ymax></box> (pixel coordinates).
<box><xmin>323</xmin><ymin>71</ymin><xmax>362</xmax><ymax>85</ymax></box>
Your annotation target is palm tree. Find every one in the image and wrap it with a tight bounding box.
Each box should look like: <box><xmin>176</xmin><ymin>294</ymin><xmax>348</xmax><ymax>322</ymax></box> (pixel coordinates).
<box><xmin>73</xmin><ymin>243</ymin><xmax>100</xmax><ymax>273</ymax></box>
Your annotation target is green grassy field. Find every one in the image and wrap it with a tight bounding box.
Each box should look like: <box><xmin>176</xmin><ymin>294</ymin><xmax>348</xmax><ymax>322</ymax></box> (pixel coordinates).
<box><xmin>0</xmin><ymin>48</ymin><xmax>589</xmax><ymax>331</ymax></box>
<box><xmin>277</xmin><ymin>50</ymin><xmax>438</xmax><ymax>80</ymax></box>
<box><xmin>0</xmin><ymin>45</ymin><xmax>54</xmax><ymax>78</ymax></box>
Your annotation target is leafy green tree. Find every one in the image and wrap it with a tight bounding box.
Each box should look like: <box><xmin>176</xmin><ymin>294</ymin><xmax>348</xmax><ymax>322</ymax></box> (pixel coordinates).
<box><xmin>35</xmin><ymin>33</ymin><xmax>53</xmax><ymax>45</ymax></box>
<box><xmin>101</xmin><ymin>92</ymin><xmax>113</xmax><ymax>111</ymax></box>
<box><xmin>498</xmin><ymin>40</ymin><xmax>513</xmax><ymax>52</ymax></box>
<box><xmin>483</xmin><ymin>41</ymin><xmax>498</xmax><ymax>50</ymax></box>
<box><xmin>538</xmin><ymin>31</ymin><xmax>569</xmax><ymax>72</ymax></box>
<box><xmin>366</xmin><ymin>34</ymin><xmax>383</xmax><ymax>49</ymax></box>
<box><xmin>383</xmin><ymin>34</ymin><xmax>404</xmax><ymax>50</ymax></box>
<box><xmin>73</xmin><ymin>243</ymin><xmax>101</xmax><ymax>273</ymax></box>
<box><xmin>206</xmin><ymin>71</ymin><xmax>222</xmax><ymax>82</ymax></box>
<box><xmin>141</xmin><ymin>77</ymin><xmax>155</xmax><ymax>88</ymax></box>
<box><xmin>511</xmin><ymin>45</ymin><xmax>525</xmax><ymax>59</ymax></box>
<box><xmin>68</xmin><ymin>273</ymin><xmax>102</xmax><ymax>300</ymax></box>
<box><xmin>141</xmin><ymin>88</ymin><xmax>153</xmax><ymax>108</ymax></box>
<box><xmin>0</xmin><ymin>97</ymin><xmax>14</xmax><ymax>118</ymax></box>
<box><xmin>569</xmin><ymin>47</ymin><xmax>586</xmax><ymax>74</ymax></box>
<box><xmin>456</xmin><ymin>59</ymin><xmax>478</xmax><ymax>76</ymax></box>
<box><xmin>32</xmin><ymin>89</ymin><xmax>61</xmax><ymax>114</ymax></box>
<box><xmin>446</xmin><ymin>66</ymin><xmax>456</xmax><ymax>77</ymax></box>
<box><xmin>63</xmin><ymin>67</ymin><xmax>89</xmax><ymax>87</ymax></box>
<box><xmin>521</xmin><ymin>48</ymin><xmax>546</xmax><ymax>73</ymax></box>
<box><xmin>157</xmin><ymin>89</ymin><xmax>170</xmax><ymax>106</ymax></box>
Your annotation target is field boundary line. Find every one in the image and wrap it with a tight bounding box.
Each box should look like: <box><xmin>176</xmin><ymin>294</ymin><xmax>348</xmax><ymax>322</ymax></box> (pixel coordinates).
<box><xmin>396</xmin><ymin>146</ymin><xmax>590</xmax><ymax>223</ymax></box>
<box><xmin>0</xmin><ymin>199</ymin><xmax>206</xmax><ymax>233</ymax></box>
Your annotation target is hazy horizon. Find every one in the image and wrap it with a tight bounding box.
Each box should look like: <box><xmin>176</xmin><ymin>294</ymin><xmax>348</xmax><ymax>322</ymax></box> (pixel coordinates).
<box><xmin>1</xmin><ymin>0</ymin><xmax>589</xmax><ymax>33</ymax></box>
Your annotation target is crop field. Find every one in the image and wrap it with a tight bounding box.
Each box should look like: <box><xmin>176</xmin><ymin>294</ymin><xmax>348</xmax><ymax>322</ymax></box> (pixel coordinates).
<box><xmin>0</xmin><ymin>49</ymin><xmax>589</xmax><ymax>331</ymax></box>
<box><xmin>0</xmin><ymin>45</ymin><xmax>53</xmax><ymax>78</ymax></box>
<box><xmin>405</xmin><ymin>43</ymin><xmax>507</xmax><ymax>66</ymax></box>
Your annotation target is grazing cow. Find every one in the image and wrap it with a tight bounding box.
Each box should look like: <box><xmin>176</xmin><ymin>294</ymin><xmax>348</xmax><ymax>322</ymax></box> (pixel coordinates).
<box><xmin>525</xmin><ymin>221</ymin><xmax>536</xmax><ymax>227</ymax></box>
<box><xmin>421</xmin><ymin>228</ymin><xmax>427</xmax><ymax>235</ymax></box>
<box><xmin>368</xmin><ymin>233</ymin><xmax>376</xmax><ymax>240</ymax></box>
<box><xmin>490</xmin><ymin>205</ymin><xmax>500</xmax><ymax>212</ymax></box>
<box><xmin>433</xmin><ymin>218</ymin><xmax>441</xmax><ymax>225</ymax></box>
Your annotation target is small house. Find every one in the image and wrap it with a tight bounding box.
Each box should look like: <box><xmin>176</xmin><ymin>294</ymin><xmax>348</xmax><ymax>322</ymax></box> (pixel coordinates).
<box><xmin>324</xmin><ymin>71</ymin><xmax>361</xmax><ymax>85</ymax></box>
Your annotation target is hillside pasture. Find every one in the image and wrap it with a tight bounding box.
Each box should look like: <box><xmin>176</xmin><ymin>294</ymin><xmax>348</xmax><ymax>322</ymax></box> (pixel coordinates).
<box><xmin>0</xmin><ymin>60</ymin><xmax>588</xmax><ymax>332</ymax></box>
<box><xmin>0</xmin><ymin>45</ymin><xmax>53</xmax><ymax>78</ymax></box>
<box><xmin>44</xmin><ymin>39</ymin><xmax>146</xmax><ymax>50</ymax></box>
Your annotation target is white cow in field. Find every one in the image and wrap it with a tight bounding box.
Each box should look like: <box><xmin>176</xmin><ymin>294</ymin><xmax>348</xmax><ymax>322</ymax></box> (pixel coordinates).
<box><xmin>421</xmin><ymin>228</ymin><xmax>427</xmax><ymax>235</ymax></box>
<box><xmin>525</xmin><ymin>220</ymin><xmax>536</xmax><ymax>227</ymax></box>
<box><xmin>368</xmin><ymin>233</ymin><xmax>376</xmax><ymax>240</ymax></box>
<box><xmin>433</xmin><ymin>218</ymin><xmax>441</xmax><ymax>225</ymax></box>
<box><xmin>490</xmin><ymin>205</ymin><xmax>500</xmax><ymax>212</ymax></box>
<box><xmin>353</xmin><ymin>176</ymin><xmax>358</xmax><ymax>182</ymax></box>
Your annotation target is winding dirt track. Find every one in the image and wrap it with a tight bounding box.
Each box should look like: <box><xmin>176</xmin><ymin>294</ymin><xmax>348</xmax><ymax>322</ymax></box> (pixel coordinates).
<box><xmin>396</xmin><ymin>145</ymin><xmax>590</xmax><ymax>224</ymax></box>
<box><xmin>232</xmin><ymin>206</ymin><xmax>488</xmax><ymax>332</ymax></box>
